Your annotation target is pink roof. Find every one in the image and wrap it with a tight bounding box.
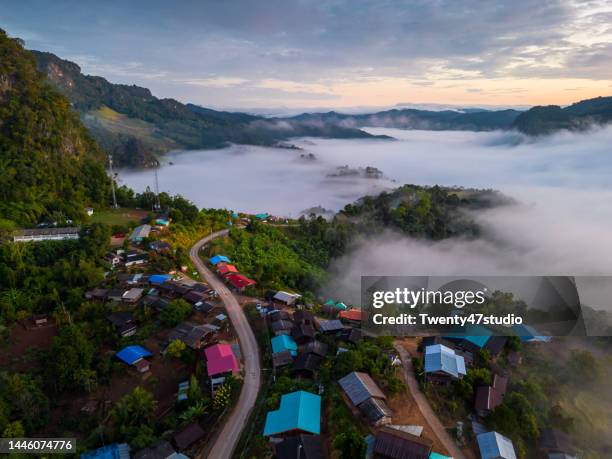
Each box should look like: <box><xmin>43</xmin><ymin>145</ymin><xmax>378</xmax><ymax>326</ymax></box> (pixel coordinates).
<box><xmin>204</xmin><ymin>343</ymin><xmax>239</xmax><ymax>376</ymax></box>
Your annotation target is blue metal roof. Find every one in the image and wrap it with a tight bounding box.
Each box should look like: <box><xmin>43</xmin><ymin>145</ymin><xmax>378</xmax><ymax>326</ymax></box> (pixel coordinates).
<box><xmin>116</xmin><ymin>345</ymin><xmax>151</xmax><ymax>365</ymax></box>
<box><xmin>149</xmin><ymin>274</ymin><xmax>171</xmax><ymax>285</ymax></box>
<box><xmin>424</xmin><ymin>344</ymin><xmax>466</xmax><ymax>378</ymax></box>
<box><xmin>512</xmin><ymin>324</ymin><xmax>551</xmax><ymax>342</ymax></box>
<box><xmin>81</xmin><ymin>443</ymin><xmax>129</xmax><ymax>459</ymax></box>
<box><xmin>263</xmin><ymin>391</ymin><xmax>321</xmax><ymax>436</ymax></box>
<box><xmin>477</xmin><ymin>431</ymin><xmax>516</xmax><ymax>459</ymax></box>
<box><xmin>271</xmin><ymin>335</ymin><xmax>298</xmax><ymax>357</ymax></box>
<box><xmin>209</xmin><ymin>255</ymin><xmax>230</xmax><ymax>265</ymax></box>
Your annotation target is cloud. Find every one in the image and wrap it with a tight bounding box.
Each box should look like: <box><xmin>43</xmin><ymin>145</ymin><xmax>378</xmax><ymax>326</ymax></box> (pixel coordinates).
<box><xmin>6</xmin><ymin>1</ymin><xmax>610</xmax><ymax>106</ymax></box>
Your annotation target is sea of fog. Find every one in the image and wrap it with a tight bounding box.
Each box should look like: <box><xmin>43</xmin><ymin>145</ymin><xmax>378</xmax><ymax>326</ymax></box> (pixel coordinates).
<box><xmin>119</xmin><ymin>126</ymin><xmax>612</xmax><ymax>309</ymax></box>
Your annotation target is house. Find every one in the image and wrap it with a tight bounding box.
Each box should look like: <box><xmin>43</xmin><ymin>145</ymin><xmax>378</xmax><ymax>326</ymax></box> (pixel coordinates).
<box><xmin>293</xmin><ymin>310</ymin><xmax>315</xmax><ymax>326</ymax></box>
<box><xmin>116</xmin><ymin>345</ymin><xmax>152</xmax><ymax>372</ymax></box>
<box><xmin>149</xmin><ymin>240</ymin><xmax>172</xmax><ymax>252</ymax></box>
<box><xmin>129</xmin><ymin>224</ymin><xmax>151</xmax><ymax>242</ymax></box>
<box><xmin>217</xmin><ymin>263</ymin><xmax>239</xmax><ymax>276</ymax></box>
<box><xmin>374</xmin><ymin>426</ymin><xmax>433</xmax><ymax>459</ymax></box>
<box><xmin>209</xmin><ymin>255</ymin><xmax>231</xmax><ymax>265</ymax></box>
<box><xmin>273</xmin><ymin>350</ymin><xmax>294</xmax><ymax>369</ymax></box>
<box><xmin>445</xmin><ymin>325</ymin><xmax>493</xmax><ymax>354</ymax></box>
<box><xmin>225</xmin><ymin>273</ymin><xmax>256</xmax><ymax>291</ymax></box>
<box><xmin>169</xmin><ymin>322</ymin><xmax>215</xmax><ymax>349</ymax></box>
<box><xmin>86</xmin><ymin>207</ymin><xmax>94</xmax><ymax>216</ymax></box>
<box><xmin>475</xmin><ymin>374</ymin><xmax>508</xmax><ymax>416</ymax></box>
<box><xmin>293</xmin><ymin>352</ymin><xmax>324</xmax><ymax>378</ymax></box>
<box><xmin>149</xmin><ymin>274</ymin><xmax>172</xmax><ymax>285</ymax></box>
<box><xmin>424</xmin><ymin>344</ymin><xmax>467</xmax><ymax>381</ymax></box>
<box><xmin>538</xmin><ymin>428</ymin><xmax>576</xmax><ymax>457</ymax></box>
<box><xmin>158</xmin><ymin>281</ymin><xmax>192</xmax><ymax>298</ymax></box>
<box><xmin>183</xmin><ymin>290</ymin><xmax>207</xmax><ymax>305</ymax></box>
<box><xmin>150</xmin><ymin>297</ymin><xmax>171</xmax><ymax>313</ymax></box>
<box><xmin>263</xmin><ymin>391</ymin><xmax>321</xmax><ymax>437</ymax></box>
<box><xmin>85</xmin><ymin>288</ymin><xmax>108</xmax><ymax>301</ymax></box>
<box><xmin>12</xmin><ymin>227</ymin><xmax>80</xmax><ymax>242</ymax></box>
<box><xmin>272</xmin><ymin>335</ymin><xmax>298</xmax><ymax>357</ymax></box>
<box><xmin>126</xmin><ymin>273</ymin><xmax>149</xmax><ymax>286</ymax></box>
<box><xmin>172</xmin><ymin>422</ymin><xmax>206</xmax><ymax>451</ymax></box>
<box><xmin>318</xmin><ymin>319</ymin><xmax>344</xmax><ymax>334</ymax></box>
<box><xmin>275</xmin><ymin>435</ymin><xmax>325</xmax><ymax>459</ymax></box>
<box><xmin>334</xmin><ymin>302</ymin><xmax>348</xmax><ymax>311</ymax></box>
<box><xmin>122</xmin><ymin>288</ymin><xmax>144</xmax><ymax>304</ymax></box>
<box><xmin>303</xmin><ymin>340</ymin><xmax>328</xmax><ymax>357</ymax></box>
<box><xmin>272</xmin><ymin>319</ymin><xmax>294</xmax><ymax>336</ymax></box>
<box><xmin>204</xmin><ymin>343</ymin><xmax>239</xmax><ymax>377</ymax></box>
<box><xmin>359</xmin><ymin>396</ymin><xmax>393</xmax><ymax>427</ymax></box>
<box><xmin>338</xmin><ymin>371</ymin><xmax>386</xmax><ymax>406</ymax></box>
<box><xmin>107</xmin><ymin>289</ymin><xmax>127</xmax><ymax>302</ymax></box>
<box><xmin>124</xmin><ymin>250</ymin><xmax>148</xmax><ymax>267</ymax></box>
<box><xmin>81</xmin><ymin>443</ymin><xmax>130</xmax><ymax>459</ymax></box>
<box><xmin>269</xmin><ymin>310</ymin><xmax>291</xmax><ymax>322</ymax></box>
<box><xmin>339</xmin><ymin>309</ymin><xmax>363</xmax><ymax>325</ymax></box>
<box><xmin>194</xmin><ymin>301</ymin><xmax>215</xmax><ymax>313</ymax></box>
<box><xmin>337</xmin><ymin>327</ymin><xmax>363</xmax><ymax>345</ymax></box>
<box><xmin>107</xmin><ymin>311</ymin><xmax>137</xmax><ymax>337</ymax></box>
<box><xmin>134</xmin><ymin>439</ymin><xmax>182</xmax><ymax>459</ymax></box>
<box><xmin>273</xmin><ymin>291</ymin><xmax>302</xmax><ymax>306</ymax></box>
<box><xmin>154</xmin><ymin>218</ymin><xmax>171</xmax><ymax>227</ymax></box>
<box><xmin>291</xmin><ymin>323</ymin><xmax>316</xmax><ymax>344</ymax></box>
<box><xmin>477</xmin><ymin>431</ymin><xmax>517</xmax><ymax>459</ymax></box>
<box><xmin>512</xmin><ymin>324</ymin><xmax>552</xmax><ymax>343</ymax></box>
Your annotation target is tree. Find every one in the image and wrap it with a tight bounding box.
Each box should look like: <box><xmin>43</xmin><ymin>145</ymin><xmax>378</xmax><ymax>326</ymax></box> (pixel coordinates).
<box><xmin>567</xmin><ymin>350</ymin><xmax>602</xmax><ymax>383</ymax></box>
<box><xmin>111</xmin><ymin>387</ymin><xmax>157</xmax><ymax>441</ymax></box>
<box><xmin>166</xmin><ymin>339</ymin><xmax>186</xmax><ymax>359</ymax></box>
<box><xmin>159</xmin><ymin>299</ymin><xmax>192</xmax><ymax>326</ymax></box>
<box><xmin>333</xmin><ymin>429</ymin><xmax>367</xmax><ymax>459</ymax></box>
<box><xmin>2</xmin><ymin>421</ymin><xmax>25</xmax><ymax>438</ymax></box>
<box><xmin>212</xmin><ymin>383</ymin><xmax>232</xmax><ymax>411</ymax></box>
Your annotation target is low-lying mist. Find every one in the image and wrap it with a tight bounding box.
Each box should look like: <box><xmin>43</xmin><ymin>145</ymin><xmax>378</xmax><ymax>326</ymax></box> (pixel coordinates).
<box><xmin>121</xmin><ymin>125</ymin><xmax>612</xmax><ymax>310</ymax></box>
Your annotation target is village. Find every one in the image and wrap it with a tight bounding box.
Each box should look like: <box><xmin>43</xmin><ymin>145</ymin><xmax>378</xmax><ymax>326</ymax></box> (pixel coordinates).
<box><xmin>3</xmin><ymin>212</ymin><xmax>581</xmax><ymax>459</ymax></box>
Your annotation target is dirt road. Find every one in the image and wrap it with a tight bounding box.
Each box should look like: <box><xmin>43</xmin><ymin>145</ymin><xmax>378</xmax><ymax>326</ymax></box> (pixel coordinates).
<box><xmin>190</xmin><ymin>230</ymin><xmax>261</xmax><ymax>459</ymax></box>
<box><xmin>394</xmin><ymin>343</ymin><xmax>467</xmax><ymax>459</ymax></box>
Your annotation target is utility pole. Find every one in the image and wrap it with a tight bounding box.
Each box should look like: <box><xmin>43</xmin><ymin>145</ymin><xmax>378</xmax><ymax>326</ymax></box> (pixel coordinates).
<box><xmin>153</xmin><ymin>166</ymin><xmax>161</xmax><ymax>212</ymax></box>
<box><xmin>108</xmin><ymin>155</ymin><xmax>118</xmax><ymax>209</ymax></box>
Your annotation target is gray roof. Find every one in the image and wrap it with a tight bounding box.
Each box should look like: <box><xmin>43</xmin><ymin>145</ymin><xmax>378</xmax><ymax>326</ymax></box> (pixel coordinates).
<box><xmin>359</xmin><ymin>397</ymin><xmax>392</xmax><ymax>425</ymax></box>
<box><xmin>14</xmin><ymin>227</ymin><xmax>79</xmax><ymax>237</ymax></box>
<box><xmin>272</xmin><ymin>350</ymin><xmax>294</xmax><ymax>368</ymax></box>
<box><xmin>318</xmin><ymin>319</ymin><xmax>344</xmax><ymax>333</ymax></box>
<box><xmin>338</xmin><ymin>371</ymin><xmax>386</xmax><ymax>406</ymax></box>
<box><xmin>122</xmin><ymin>288</ymin><xmax>144</xmax><ymax>301</ymax></box>
<box><xmin>129</xmin><ymin>224</ymin><xmax>152</xmax><ymax>241</ymax></box>
<box><xmin>273</xmin><ymin>291</ymin><xmax>301</xmax><ymax>304</ymax></box>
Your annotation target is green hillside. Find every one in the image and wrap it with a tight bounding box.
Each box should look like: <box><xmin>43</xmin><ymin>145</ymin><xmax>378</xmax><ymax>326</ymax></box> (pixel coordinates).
<box><xmin>0</xmin><ymin>30</ymin><xmax>109</xmax><ymax>227</ymax></box>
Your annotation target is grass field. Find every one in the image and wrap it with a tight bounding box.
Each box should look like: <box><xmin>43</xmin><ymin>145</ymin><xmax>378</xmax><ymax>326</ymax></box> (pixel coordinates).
<box><xmin>89</xmin><ymin>208</ymin><xmax>149</xmax><ymax>227</ymax></box>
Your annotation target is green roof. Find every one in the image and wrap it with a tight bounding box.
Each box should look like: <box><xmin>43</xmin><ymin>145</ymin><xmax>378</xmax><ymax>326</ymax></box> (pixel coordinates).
<box><xmin>324</xmin><ymin>299</ymin><xmax>336</xmax><ymax>306</ymax></box>
<box><xmin>263</xmin><ymin>391</ymin><xmax>321</xmax><ymax>436</ymax></box>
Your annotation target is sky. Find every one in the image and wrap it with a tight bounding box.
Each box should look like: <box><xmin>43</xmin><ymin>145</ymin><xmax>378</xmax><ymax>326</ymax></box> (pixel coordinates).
<box><xmin>2</xmin><ymin>0</ymin><xmax>612</xmax><ymax>110</ymax></box>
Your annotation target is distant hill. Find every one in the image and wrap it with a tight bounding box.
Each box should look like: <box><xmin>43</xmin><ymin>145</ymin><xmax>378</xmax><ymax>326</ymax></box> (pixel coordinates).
<box><xmin>32</xmin><ymin>51</ymin><xmax>386</xmax><ymax>167</ymax></box>
<box><xmin>0</xmin><ymin>30</ymin><xmax>109</xmax><ymax>227</ymax></box>
<box><xmin>513</xmin><ymin>96</ymin><xmax>612</xmax><ymax>135</ymax></box>
<box><xmin>290</xmin><ymin>107</ymin><xmax>522</xmax><ymax>131</ymax></box>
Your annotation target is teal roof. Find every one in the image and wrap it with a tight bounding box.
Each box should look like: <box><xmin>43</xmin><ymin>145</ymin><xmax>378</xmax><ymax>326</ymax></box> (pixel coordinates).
<box><xmin>446</xmin><ymin>325</ymin><xmax>492</xmax><ymax>349</ymax></box>
<box><xmin>324</xmin><ymin>299</ymin><xmax>336</xmax><ymax>307</ymax></box>
<box><xmin>255</xmin><ymin>213</ymin><xmax>269</xmax><ymax>219</ymax></box>
<box><xmin>271</xmin><ymin>335</ymin><xmax>298</xmax><ymax>357</ymax></box>
<box><xmin>335</xmin><ymin>302</ymin><xmax>348</xmax><ymax>310</ymax></box>
<box><xmin>430</xmin><ymin>453</ymin><xmax>453</xmax><ymax>459</ymax></box>
<box><xmin>263</xmin><ymin>391</ymin><xmax>321</xmax><ymax>436</ymax></box>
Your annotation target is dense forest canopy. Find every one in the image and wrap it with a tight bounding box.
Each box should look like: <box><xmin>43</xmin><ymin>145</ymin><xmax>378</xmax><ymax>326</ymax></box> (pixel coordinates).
<box><xmin>0</xmin><ymin>29</ymin><xmax>109</xmax><ymax>227</ymax></box>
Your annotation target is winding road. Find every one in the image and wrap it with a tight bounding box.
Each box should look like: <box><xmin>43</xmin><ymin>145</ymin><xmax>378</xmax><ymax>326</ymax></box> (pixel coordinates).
<box><xmin>394</xmin><ymin>343</ymin><xmax>467</xmax><ymax>459</ymax></box>
<box><xmin>190</xmin><ymin>230</ymin><xmax>261</xmax><ymax>459</ymax></box>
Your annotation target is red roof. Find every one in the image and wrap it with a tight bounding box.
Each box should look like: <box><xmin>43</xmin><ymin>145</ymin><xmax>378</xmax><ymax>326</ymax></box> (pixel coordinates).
<box><xmin>204</xmin><ymin>343</ymin><xmax>239</xmax><ymax>376</ymax></box>
<box><xmin>225</xmin><ymin>273</ymin><xmax>256</xmax><ymax>290</ymax></box>
<box><xmin>217</xmin><ymin>263</ymin><xmax>239</xmax><ymax>275</ymax></box>
<box><xmin>339</xmin><ymin>309</ymin><xmax>363</xmax><ymax>322</ymax></box>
